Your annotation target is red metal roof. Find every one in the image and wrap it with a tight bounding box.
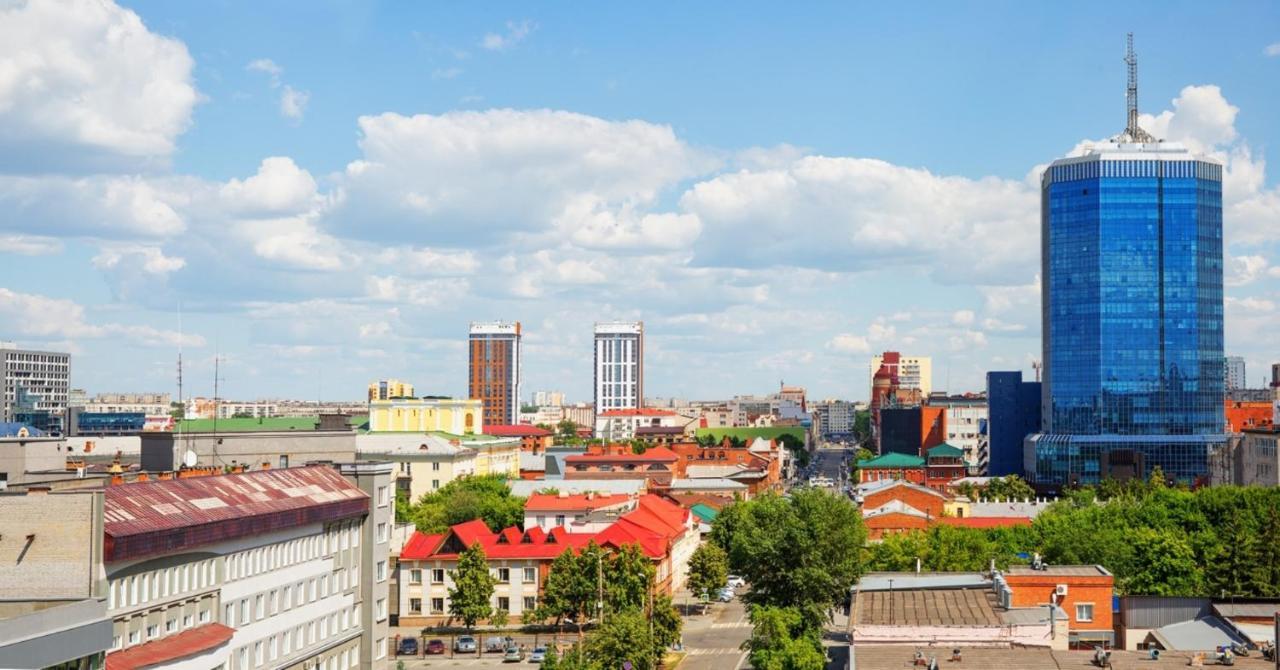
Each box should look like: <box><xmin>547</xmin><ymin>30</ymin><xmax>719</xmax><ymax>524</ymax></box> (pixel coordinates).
<box><xmin>104</xmin><ymin>465</ymin><xmax>368</xmax><ymax>562</ymax></box>
<box><xmin>485</xmin><ymin>424</ymin><xmax>553</xmax><ymax>437</ymax></box>
<box><xmin>524</xmin><ymin>492</ymin><xmax>635</xmax><ymax>512</ymax></box>
<box><xmin>106</xmin><ymin>623</ymin><xmax>234</xmax><ymax>670</ymax></box>
<box><xmin>599</xmin><ymin>408</ymin><xmax>678</xmax><ymax>417</ymax></box>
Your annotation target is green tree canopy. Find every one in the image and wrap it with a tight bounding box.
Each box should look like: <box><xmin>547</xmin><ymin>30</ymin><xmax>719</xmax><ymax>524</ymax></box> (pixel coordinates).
<box><xmin>586</xmin><ymin>611</ymin><xmax>656</xmax><ymax>670</ymax></box>
<box><xmin>447</xmin><ymin>542</ymin><xmax>496</xmax><ymax>631</ymax></box>
<box><xmin>538</xmin><ymin>543</ymin><xmax>606</xmax><ymax>638</ymax></box>
<box><xmin>402</xmin><ymin>475</ymin><xmax>525</xmax><ymax>533</ymax></box>
<box><xmin>712</xmin><ymin>488</ymin><xmax>866</xmax><ymax>627</ymax></box>
<box><xmin>603</xmin><ymin>543</ymin><xmax>654</xmax><ymax>614</ymax></box>
<box><xmin>744</xmin><ymin>606</ymin><xmax>825</xmax><ymax>670</ymax></box>
<box><xmin>687</xmin><ymin>542</ymin><xmax>730</xmax><ymax>600</ymax></box>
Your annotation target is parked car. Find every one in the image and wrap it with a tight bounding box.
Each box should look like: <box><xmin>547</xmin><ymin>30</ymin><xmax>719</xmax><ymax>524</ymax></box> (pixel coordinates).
<box><xmin>486</xmin><ymin>636</ymin><xmax>516</xmax><ymax>653</ymax></box>
<box><xmin>425</xmin><ymin>639</ymin><xmax>446</xmax><ymax>655</ymax></box>
<box><xmin>504</xmin><ymin>646</ymin><xmax>525</xmax><ymax>662</ymax></box>
<box><xmin>717</xmin><ymin>587</ymin><xmax>734</xmax><ymax>602</ymax></box>
<box><xmin>454</xmin><ymin>636</ymin><xmax>477</xmax><ymax>653</ymax></box>
<box><xmin>528</xmin><ymin>646</ymin><xmax>547</xmax><ymax>663</ymax></box>
<box><xmin>397</xmin><ymin>638</ymin><xmax>419</xmax><ymax>656</ymax></box>
<box><xmin>726</xmin><ymin>575</ymin><xmax>746</xmax><ymax>588</ymax></box>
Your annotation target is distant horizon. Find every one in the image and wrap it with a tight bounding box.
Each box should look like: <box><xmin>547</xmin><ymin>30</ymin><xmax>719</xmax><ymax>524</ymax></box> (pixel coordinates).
<box><xmin>1</xmin><ymin>1</ymin><xmax>1277</xmax><ymax>403</ymax></box>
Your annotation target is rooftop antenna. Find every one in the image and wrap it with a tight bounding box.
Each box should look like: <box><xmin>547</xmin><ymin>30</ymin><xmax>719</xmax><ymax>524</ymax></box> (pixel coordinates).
<box><xmin>1118</xmin><ymin>33</ymin><xmax>1157</xmax><ymax>144</ymax></box>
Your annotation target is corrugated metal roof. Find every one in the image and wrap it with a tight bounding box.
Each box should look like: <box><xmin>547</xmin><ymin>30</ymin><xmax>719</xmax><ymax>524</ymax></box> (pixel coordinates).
<box><xmin>856</xmin><ymin>572</ymin><xmax>991</xmax><ymax>592</ymax></box>
<box><xmin>1148</xmin><ymin>616</ymin><xmax>1245</xmax><ymax>651</ymax></box>
<box><xmin>1212</xmin><ymin>602</ymin><xmax>1280</xmax><ymax>619</ymax></box>
<box><xmin>104</xmin><ymin>466</ymin><xmax>367</xmax><ymax>561</ymax></box>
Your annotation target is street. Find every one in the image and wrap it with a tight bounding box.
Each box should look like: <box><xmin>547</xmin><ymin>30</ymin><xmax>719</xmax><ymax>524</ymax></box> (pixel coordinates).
<box><xmin>679</xmin><ymin>596</ymin><xmax>751</xmax><ymax>670</ymax></box>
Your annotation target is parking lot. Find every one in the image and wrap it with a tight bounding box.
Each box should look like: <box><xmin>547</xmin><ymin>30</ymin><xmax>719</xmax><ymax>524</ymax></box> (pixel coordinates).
<box><xmin>387</xmin><ymin>632</ymin><xmax>583</xmax><ymax>668</ymax></box>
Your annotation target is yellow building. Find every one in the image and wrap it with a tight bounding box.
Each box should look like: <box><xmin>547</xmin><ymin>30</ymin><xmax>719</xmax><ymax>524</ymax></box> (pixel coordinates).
<box><xmin>368</xmin><ymin>397</ymin><xmax>483</xmax><ymax>434</ymax></box>
<box><xmin>368</xmin><ymin>379</ymin><xmax>415</xmax><ymax>401</ymax></box>
<box><xmin>355</xmin><ymin>433</ymin><xmax>520</xmax><ymax>502</ymax></box>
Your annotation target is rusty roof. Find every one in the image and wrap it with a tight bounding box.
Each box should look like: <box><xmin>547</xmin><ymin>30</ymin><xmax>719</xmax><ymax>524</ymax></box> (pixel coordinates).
<box><xmin>104</xmin><ymin>465</ymin><xmax>368</xmax><ymax>562</ymax></box>
<box><xmin>856</xmin><ymin>588</ymin><xmax>1002</xmax><ymax>627</ymax></box>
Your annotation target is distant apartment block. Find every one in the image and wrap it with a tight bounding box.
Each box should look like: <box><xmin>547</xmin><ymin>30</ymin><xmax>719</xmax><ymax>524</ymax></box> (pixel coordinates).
<box><xmin>928</xmin><ymin>394</ymin><xmax>988</xmax><ymax>470</ymax></box>
<box><xmin>469</xmin><ymin>322</ymin><xmax>522</xmax><ymax>426</ymax></box>
<box><xmin>1224</xmin><ymin>355</ymin><xmax>1246</xmax><ymax>391</ymax></box>
<box><xmin>1</xmin><ymin>342</ymin><xmax>70</xmax><ymax>434</ymax></box>
<box><xmin>532</xmin><ymin>390</ymin><xmax>564</xmax><ymax>407</ymax></box>
<box><xmin>870</xmin><ymin>352</ymin><xmax>932</xmax><ymax>397</ymax></box>
<box><xmin>812</xmin><ymin>399</ymin><xmax>856</xmax><ymax>438</ymax></box>
<box><xmin>593</xmin><ymin>322</ymin><xmax>643</xmax><ymax>411</ymax></box>
<box><xmin>367</xmin><ymin>379</ymin><xmax>414</xmax><ymax>401</ymax></box>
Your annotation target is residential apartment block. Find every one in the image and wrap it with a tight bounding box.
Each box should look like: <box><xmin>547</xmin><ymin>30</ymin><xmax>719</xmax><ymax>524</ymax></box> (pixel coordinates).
<box><xmin>593</xmin><ymin>322</ymin><xmax>643</xmax><ymax>412</ymax></box>
<box><xmin>468</xmin><ymin>322</ymin><xmax>522</xmax><ymax>427</ymax></box>
<box><xmin>1</xmin><ymin>342</ymin><xmax>70</xmax><ymax>434</ymax></box>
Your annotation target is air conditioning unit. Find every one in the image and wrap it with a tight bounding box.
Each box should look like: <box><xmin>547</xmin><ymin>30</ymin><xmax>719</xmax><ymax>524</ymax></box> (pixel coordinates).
<box><xmin>1055</xmin><ymin>584</ymin><xmax>1069</xmax><ymax>597</ymax></box>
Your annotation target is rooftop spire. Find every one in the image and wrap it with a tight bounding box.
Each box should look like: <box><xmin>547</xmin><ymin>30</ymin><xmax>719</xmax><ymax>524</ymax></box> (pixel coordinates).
<box><xmin>1118</xmin><ymin>32</ymin><xmax>1157</xmax><ymax>143</ymax></box>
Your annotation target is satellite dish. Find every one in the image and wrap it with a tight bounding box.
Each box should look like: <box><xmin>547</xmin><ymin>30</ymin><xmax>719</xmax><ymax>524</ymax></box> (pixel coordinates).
<box><xmin>183</xmin><ymin>450</ymin><xmax>198</xmax><ymax>468</ymax></box>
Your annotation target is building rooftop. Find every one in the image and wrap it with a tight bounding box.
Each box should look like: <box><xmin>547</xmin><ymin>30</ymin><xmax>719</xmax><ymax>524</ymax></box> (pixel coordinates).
<box><xmin>849</xmin><ymin>647</ymin><xmax>1275</xmax><ymax>670</ymax></box>
<box><xmin>523</xmin><ymin>492</ymin><xmax>634</xmax><ymax>512</ymax></box>
<box><xmin>565</xmin><ymin>446</ymin><xmax>679</xmax><ymax>463</ymax></box>
<box><xmin>598</xmin><ymin>408</ymin><xmax>678</xmax><ymax>417</ymax></box>
<box><xmin>508</xmin><ymin>479</ymin><xmax>644</xmax><ymax>498</ymax></box>
<box><xmin>1006</xmin><ymin>565</ymin><xmax>1112</xmax><ymax>577</ymax></box>
<box><xmin>669</xmin><ymin>478</ymin><xmax>748</xmax><ymax>491</ymax></box>
<box><xmin>938</xmin><ymin>516</ymin><xmax>1033</xmax><ymax>529</ymax></box>
<box><xmin>855</xmin><ymin>588</ymin><xmax>1002</xmax><ymax>626</ymax></box>
<box><xmin>174</xmin><ymin>416</ymin><xmax>364</xmax><ymax>433</ymax></box>
<box><xmin>926</xmin><ymin>443</ymin><xmax>965</xmax><ymax>459</ymax></box>
<box><xmin>103</xmin><ymin>465</ymin><xmax>368</xmax><ymax>561</ymax></box>
<box><xmin>855</xmin><ymin>572</ymin><xmax>991</xmax><ymax>592</ymax></box>
<box><xmin>857</xmin><ymin>453</ymin><xmax>925</xmax><ymax>469</ymax></box>
<box><xmin>105</xmin><ymin>623</ymin><xmax>234</xmax><ymax>670</ymax></box>
<box><xmin>484</xmin><ymin>424</ymin><xmax>552</xmax><ymax>437</ymax></box>
<box><xmin>1147</xmin><ymin>616</ymin><xmax>1246</xmax><ymax>651</ymax></box>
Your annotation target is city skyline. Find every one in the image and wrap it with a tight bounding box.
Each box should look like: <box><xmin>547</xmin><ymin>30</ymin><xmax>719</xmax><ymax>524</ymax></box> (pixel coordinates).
<box><xmin>1</xmin><ymin>1</ymin><xmax>1278</xmax><ymax>403</ymax></box>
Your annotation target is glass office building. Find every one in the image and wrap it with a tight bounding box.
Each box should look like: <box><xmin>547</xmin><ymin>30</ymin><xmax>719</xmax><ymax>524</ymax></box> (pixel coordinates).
<box><xmin>1030</xmin><ymin>144</ymin><xmax>1226</xmax><ymax>485</ymax></box>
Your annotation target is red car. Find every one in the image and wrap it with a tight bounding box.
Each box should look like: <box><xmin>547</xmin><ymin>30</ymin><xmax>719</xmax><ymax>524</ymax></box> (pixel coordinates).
<box><xmin>425</xmin><ymin>639</ymin><xmax>446</xmax><ymax>655</ymax></box>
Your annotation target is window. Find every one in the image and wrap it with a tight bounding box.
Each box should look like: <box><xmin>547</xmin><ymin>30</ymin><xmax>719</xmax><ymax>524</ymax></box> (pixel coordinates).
<box><xmin>555</xmin><ymin>514</ymin><xmax>565</xmax><ymax>526</ymax></box>
<box><xmin>183</xmin><ymin>614</ymin><xmax>193</xmax><ymax>628</ymax></box>
<box><xmin>255</xmin><ymin>641</ymin><xmax>263</xmax><ymax>665</ymax></box>
<box><xmin>409</xmin><ymin>598</ymin><xmax>422</xmax><ymax>613</ymax></box>
<box><xmin>1076</xmin><ymin>603</ymin><xmax>1094</xmax><ymax>623</ymax></box>
<box><xmin>199</xmin><ymin>609</ymin><xmax>210</xmax><ymax>623</ymax></box>
<box><xmin>497</xmin><ymin>567</ymin><xmax>510</xmax><ymax>582</ymax></box>
<box><xmin>432</xmin><ymin>462</ymin><xmax>440</xmax><ymax>471</ymax></box>
<box><xmin>224</xmin><ymin>604</ymin><xmax>234</xmax><ymax>625</ymax></box>
<box><xmin>432</xmin><ymin>569</ymin><xmax>445</xmax><ymax>584</ymax></box>
<box><xmin>269</xmin><ymin>635</ymin><xmax>278</xmax><ymax>661</ymax></box>
<box><xmin>409</xmin><ymin>569</ymin><xmax>422</xmax><ymax>584</ymax></box>
<box><xmin>376</xmin><ymin>598</ymin><xmax>387</xmax><ymax>621</ymax></box>
<box><xmin>279</xmin><ymin>455</ymin><xmax>288</xmax><ymax>469</ymax></box>
<box><xmin>238</xmin><ymin>647</ymin><xmax>247</xmax><ymax>670</ymax></box>
<box><xmin>146</xmin><ymin>624</ymin><xmax>159</xmax><ymax>639</ymax></box>
<box><xmin>111</xmin><ymin>635</ymin><xmax>122</xmax><ymax>651</ymax></box>
<box><xmin>270</xmin><ymin>589</ymin><xmax>279</xmax><ymax>615</ymax></box>
<box><xmin>523</xmin><ymin>567</ymin><xmax>537</xmax><ymax>584</ymax></box>
<box><xmin>255</xmin><ymin>594</ymin><xmax>265</xmax><ymax>619</ymax></box>
<box><xmin>283</xmin><ymin>585</ymin><xmax>292</xmax><ymax>610</ymax></box>
<box><xmin>240</xmin><ymin>599</ymin><xmax>249</xmax><ymax>622</ymax></box>
<box><xmin>497</xmin><ymin>596</ymin><xmax>510</xmax><ymax>612</ymax></box>
<box><xmin>129</xmin><ymin>630</ymin><xmax>141</xmax><ymax>645</ymax></box>
<box><xmin>377</xmin><ymin>485</ymin><xmax>389</xmax><ymax>507</ymax></box>
<box><xmin>431</xmin><ymin>598</ymin><xmax>445</xmax><ymax>614</ymax></box>
<box><xmin>377</xmin><ymin>523</ymin><xmax>388</xmax><ymax>543</ymax></box>
<box><xmin>282</xmin><ymin>630</ymin><xmax>291</xmax><ymax>655</ymax></box>
<box><xmin>375</xmin><ymin>637</ymin><xmax>386</xmax><ymax>660</ymax></box>
<box><xmin>432</xmin><ymin>479</ymin><xmax>440</xmax><ymax>489</ymax></box>
<box><xmin>376</xmin><ymin>561</ymin><xmax>387</xmax><ymax>582</ymax></box>
<box><xmin>524</xmin><ymin>596</ymin><xmax>536</xmax><ymax>611</ymax></box>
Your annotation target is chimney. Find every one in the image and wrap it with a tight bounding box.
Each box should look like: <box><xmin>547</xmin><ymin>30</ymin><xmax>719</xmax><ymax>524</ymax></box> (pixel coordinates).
<box><xmin>110</xmin><ymin>474</ymin><xmax>124</xmax><ymax>486</ymax></box>
<box><xmin>136</xmin><ymin>472</ymin><xmax>150</xmax><ymax>482</ymax></box>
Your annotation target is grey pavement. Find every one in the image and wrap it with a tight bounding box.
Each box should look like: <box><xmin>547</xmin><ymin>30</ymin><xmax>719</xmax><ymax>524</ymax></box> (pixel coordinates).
<box><xmin>680</xmin><ymin>595</ymin><xmax>750</xmax><ymax>670</ymax></box>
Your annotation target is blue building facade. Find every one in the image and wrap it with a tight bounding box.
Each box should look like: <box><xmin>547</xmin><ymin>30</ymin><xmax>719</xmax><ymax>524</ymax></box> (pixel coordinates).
<box><xmin>985</xmin><ymin>371</ymin><xmax>1041</xmax><ymax>477</ymax></box>
<box><xmin>1031</xmin><ymin>147</ymin><xmax>1226</xmax><ymax>485</ymax></box>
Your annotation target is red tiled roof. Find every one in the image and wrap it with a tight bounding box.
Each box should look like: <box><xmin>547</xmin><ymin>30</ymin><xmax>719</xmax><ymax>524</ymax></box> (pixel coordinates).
<box><xmin>106</xmin><ymin>623</ymin><xmax>234</xmax><ymax>670</ymax></box>
<box><xmin>565</xmin><ymin>447</ymin><xmax>679</xmax><ymax>464</ymax></box>
<box><xmin>400</xmin><ymin>531</ymin><xmax>445</xmax><ymax>559</ymax></box>
<box><xmin>104</xmin><ymin>466</ymin><xmax>368</xmax><ymax>562</ymax></box>
<box><xmin>599</xmin><ymin>408</ymin><xmax>678</xmax><ymax>417</ymax></box>
<box><xmin>938</xmin><ymin>516</ymin><xmax>1033</xmax><ymax>529</ymax></box>
<box><xmin>524</xmin><ymin>493</ymin><xmax>635</xmax><ymax>512</ymax></box>
<box><xmin>485</xmin><ymin>425</ymin><xmax>553</xmax><ymax>437</ymax></box>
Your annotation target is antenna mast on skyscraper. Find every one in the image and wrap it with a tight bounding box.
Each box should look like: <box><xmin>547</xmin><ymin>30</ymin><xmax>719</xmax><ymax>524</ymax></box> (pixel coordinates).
<box><xmin>1118</xmin><ymin>33</ymin><xmax>1157</xmax><ymax>144</ymax></box>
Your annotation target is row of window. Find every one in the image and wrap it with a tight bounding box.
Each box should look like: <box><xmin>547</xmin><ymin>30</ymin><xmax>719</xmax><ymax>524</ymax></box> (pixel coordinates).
<box><xmin>226</xmin><ymin>522</ymin><xmax>361</xmax><ymax>582</ymax></box>
<box><xmin>408</xmin><ymin>566</ymin><xmax>537</xmax><ymax>585</ymax></box>
<box><xmin>408</xmin><ymin>595</ymin><xmax>536</xmax><ymax>615</ymax></box>
<box><xmin>224</xmin><ymin>568</ymin><xmax>359</xmax><ymax>628</ymax></box>
<box><xmin>234</xmin><ymin>613</ymin><xmax>361</xmax><ymax>670</ymax></box>
<box><xmin>112</xmin><ymin>603</ymin><xmax>213</xmax><ymax>650</ymax></box>
<box><xmin>108</xmin><ymin>560</ymin><xmax>217</xmax><ymax>611</ymax></box>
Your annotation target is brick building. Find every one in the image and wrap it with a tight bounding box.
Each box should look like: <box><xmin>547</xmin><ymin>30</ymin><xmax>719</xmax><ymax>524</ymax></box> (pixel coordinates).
<box><xmin>1004</xmin><ymin>564</ymin><xmax>1115</xmax><ymax>649</ymax></box>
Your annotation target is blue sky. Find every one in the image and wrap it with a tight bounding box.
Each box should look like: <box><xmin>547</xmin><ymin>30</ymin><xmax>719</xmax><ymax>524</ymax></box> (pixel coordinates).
<box><xmin>1</xmin><ymin>0</ymin><xmax>1278</xmax><ymax>403</ymax></box>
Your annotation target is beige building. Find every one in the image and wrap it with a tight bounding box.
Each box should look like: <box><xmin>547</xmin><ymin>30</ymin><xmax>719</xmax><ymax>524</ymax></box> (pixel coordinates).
<box><xmin>870</xmin><ymin>354</ymin><xmax>933</xmax><ymax>397</ymax></box>
<box><xmin>367</xmin><ymin>380</ymin><xmax>414</xmax><ymax>402</ymax></box>
<box><xmin>367</xmin><ymin>398</ymin><xmax>483</xmax><ymax>435</ymax></box>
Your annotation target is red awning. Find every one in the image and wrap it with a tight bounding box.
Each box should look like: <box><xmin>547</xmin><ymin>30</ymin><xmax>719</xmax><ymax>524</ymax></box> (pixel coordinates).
<box><xmin>106</xmin><ymin>623</ymin><xmax>234</xmax><ymax>670</ymax></box>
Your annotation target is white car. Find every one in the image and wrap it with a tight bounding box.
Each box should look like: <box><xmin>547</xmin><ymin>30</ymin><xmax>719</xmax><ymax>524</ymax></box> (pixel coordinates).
<box><xmin>726</xmin><ymin>575</ymin><xmax>746</xmax><ymax>588</ymax></box>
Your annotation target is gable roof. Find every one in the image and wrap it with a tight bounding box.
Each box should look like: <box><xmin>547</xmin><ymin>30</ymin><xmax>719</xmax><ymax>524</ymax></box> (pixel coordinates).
<box><xmin>103</xmin><ymin>465</ymin><xmax>368</xmax><ymax>562</ymax></box>
<box><xmin>857</xmin><ymin>478</ymin><xmax>947</xmax><ymax>500</ymax></box>
<box><xmin>857</xmin><ymin>452</ymin><xmax>925</xmax><ymax>469</ymax></box>
<box><xmin>862</xmin><ymin>499</ymin><xmax>931</xmax><ymax>520</ymax></box>
<box><xmin>926</xmin><ymin>443</ymin><xmax>965</xmax><ymax>458</ymax></box>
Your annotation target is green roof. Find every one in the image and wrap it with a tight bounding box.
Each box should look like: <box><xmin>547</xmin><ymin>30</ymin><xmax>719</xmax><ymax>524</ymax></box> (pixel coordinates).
<box><xmin>176</xmin><ymin>415</ymin><xmax>369</xmax><ymax>433</ymax></box>
<box><xmin>690</xmin><ymin>503</ymin><xmax>718</xmax><ymax>523</ymax></box>
<box><xmin>693</xmin><ymin>426</ymin><xmax>805</xmax><ymax>441</ymax></box>
<box><xmin>926</xmin><ymin>443</ymin><xmax>965</xmax><ymax>458</ymax></box>
<box><xmin>856</xmin><ymin>452</ymin><xmax>925</xmax><ymax>469</ymax></box>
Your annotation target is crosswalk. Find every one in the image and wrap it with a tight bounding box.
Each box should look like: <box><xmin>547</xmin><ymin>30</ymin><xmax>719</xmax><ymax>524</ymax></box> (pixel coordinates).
<box><xmin>711</xmin><ymin>622</ymin><xmax>751</xmax><ymax>629</ymax></box>
<box><xmin>686</xmin><ymin>647</ymin><xmax>744</xmax><ymax>656</ymax></box>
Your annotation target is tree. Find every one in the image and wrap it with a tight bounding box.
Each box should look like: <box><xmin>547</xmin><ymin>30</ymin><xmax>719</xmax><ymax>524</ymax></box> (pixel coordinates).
<box><xmin>713</xmin><ymin>488</ymin><xmax>865</xmax><ymax>628</ymax></box>
<box><xmin>687</xmin><ymin>542</ymin><xmax>729</xmax><ymax>604</ymax></box>
<box><xmin>394</xmin><ymin>489</ymin><xmax>413</xmax><ymax>524</ymax></box>
<box><xmin>448</xmin><ymin>543</ymin><xmax>496</xmax><ymax>636</ymax></box>
<box><xmin>489</xmin><ymin>607</ymin><xmax>509</xmax><ymax>629</ymax></box>
<box><xmin>650</xmin><ymin>594</ymin><xmax>682</xmax><ymax>658</ymax></box>
<box><xmin>587</xmin><ymin>611</ymin><xmax>656</xmax><ymax>670</ymax></box>
<box><xmin>1122</xmin><ymin>529</ymin><xmax>1201</xmax><ymax>596</ymax></box>
<box><xmin>539</xmin><ymin>544</ymin><xmax>604</xmax><ymax>640</ymax></box>
<box><xmin>402</xmin><ymin>475</ymin><xmax>525</xmax><ymax>533</ymax></box>
<box><xmin>744</xmin><ymin>606</ymin><xmax>825</xmax><ymax>670</ymax></box>
<box><xmin>980</xmin><ymin>476</ymin><xmax>1036</xmax><ymax>501</ymax></box>
<box><xmin>604</xmin><ymin>543</ymin><xmax>654</xmax><ymax>614</ymax></box>
<box><xmin>555</xmin><ymin>420</ymin><xmax>578</xmax><ymax>441</ymax></box>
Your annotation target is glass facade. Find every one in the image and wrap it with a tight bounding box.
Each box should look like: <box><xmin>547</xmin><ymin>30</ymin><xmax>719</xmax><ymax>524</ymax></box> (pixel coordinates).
<box><xmin>1034</xmin><ymin>150</ymin><xmax>1225</xmax><ymax>485</ymax></box>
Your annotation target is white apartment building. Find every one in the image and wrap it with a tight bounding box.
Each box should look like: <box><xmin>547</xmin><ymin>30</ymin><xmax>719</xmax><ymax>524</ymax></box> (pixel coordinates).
<box><xmin>812</xmin><ymin>399</ymin><xmax>856</xmax><ymax>437</ymax></box>
<box><xmin>1</xmin><ymin>342</ymin><xmax>70</xmax><ymax>430</ymax></box>
<box><xmin>593</xmin><ymin>408</ymin><xmax>687</xmax><ymax>441</ymax></box>
<box><xmin>929</xmin><ymin>395</ymin><xmax>988</xmax><ymax>469</ymax></box>
<box><xmin>593</xmin><ymin>322</ymin><xmax>643</xmax><ymax>412</ymax></box>
<box><xmin>532</xmin><ymin>391</ymin><xmax>564</xmax><ymax>407</ymax></box>
<box><xmin>102</xmin><ymin>464</ymin><xmax>392</xmax><ymax>670</ymax></box>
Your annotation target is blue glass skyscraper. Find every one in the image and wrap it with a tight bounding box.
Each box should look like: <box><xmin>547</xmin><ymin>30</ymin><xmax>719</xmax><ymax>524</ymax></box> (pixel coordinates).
<box><xmin>1028</xmin><ymin>36</ymin><xmax>1225</xmax><ymax>486</ymax></box>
